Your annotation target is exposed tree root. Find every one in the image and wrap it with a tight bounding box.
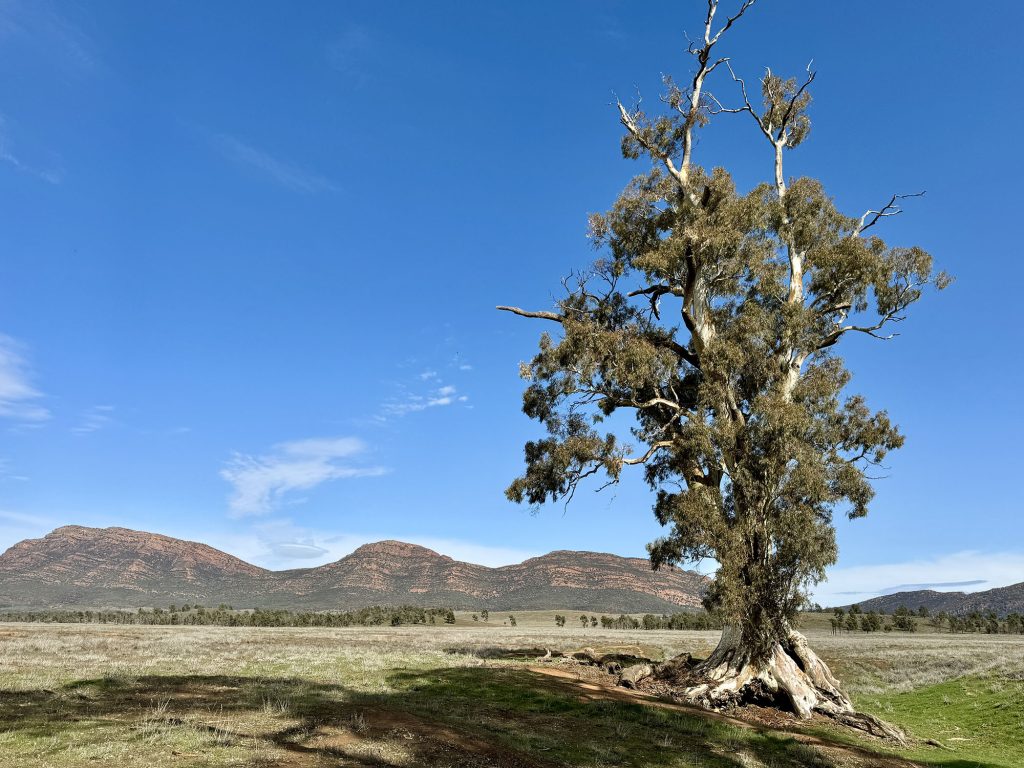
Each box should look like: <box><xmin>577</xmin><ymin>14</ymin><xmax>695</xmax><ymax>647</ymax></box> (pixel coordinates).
<box><xmin>657</xmin><ymin>626</ymin><xmax>907</xmax><ymax>745</ymax></box>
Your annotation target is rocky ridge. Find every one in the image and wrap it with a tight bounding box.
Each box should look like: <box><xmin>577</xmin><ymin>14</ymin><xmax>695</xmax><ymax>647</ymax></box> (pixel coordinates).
<box><xmin>0</xmin><ymin>526</ymin><xmax>709</xmax><ymax>612</ymax></box>
<box><xmin>854</xmin><ymin>582</ymin><xmax>1024</xmax><ymax>617</ymax></box>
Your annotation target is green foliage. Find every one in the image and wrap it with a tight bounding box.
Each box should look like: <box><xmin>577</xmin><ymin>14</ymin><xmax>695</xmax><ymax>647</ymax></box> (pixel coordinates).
<box><xmin>926</xmin><ymin>608</ymin><xmax>1024</xmax><ymax>634</ymax></box>
<box><xmin>858</xmin><ymin>611</ymin><xmax>882</xmax><ymax>633</ymax></box>
<box><xmin>844</xmin><ymin>612</ymin><xmax>858</xmax><ymax>633</ymax></box>
<box><xmin>0</xmin><ymin>605</ymin><xmax>456</xmax><ymax>628</ymax></box>
<box><xmin>599</xmin><ymin>611</ymin><xmax>725</xmax><ymax>631</ymax></box>
<box><xmin>503</xmin><ymin>3</ymin><xmax>945</xmax><ymax>663</ymax></box>
<box><xmin>890</xmin><ymin>606</ymin><xmax>918</xmax><ymax>632</ymax></box>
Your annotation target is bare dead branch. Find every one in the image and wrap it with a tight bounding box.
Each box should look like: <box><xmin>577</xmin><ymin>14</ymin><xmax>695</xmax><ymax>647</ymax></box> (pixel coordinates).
<box><xmin>721</xmin><ymin>61</ymin><xmax>774</xmax><ymax>143</ymax></box>
<box><xmin>495</xmin><ymin>305</ymin><xmax>563</xmax><ymax>322</ymax></box>
<box><xmin>622</xmin><ymin>440</ymin><xmax>675</xmax><ymax>466</ymax></box>
<box><xmin>616</xmin><ymin>101</ymin><xmax>687</xmax><ymax>187</ymax></box>
<box><xmin>619</xmin><ymin>0</ymin><xmax>757</xmax><ymax>198</ymax></box>
<box><xmin>775</xmin><ymin>62</ymin><xmax>816</xmax><ymax>142</ymax></box>
<box><xmin>705</xmin><ymin>56</ymin><xmax>732</xmax><ymax>76</ymax></box>
<box><xmin>855</xmin><ymin>191</ymin><xmax>926</xmax><ymax>236</ymax></box>
<box><xmin>817</xmin><ymin>316</ymin><xmax>903</xmax><ymax>350</ymax></box>
<box><xmin>707</xmin><ymin>0</ymin><xmax>758</xmax><ymax>46</ymax></box>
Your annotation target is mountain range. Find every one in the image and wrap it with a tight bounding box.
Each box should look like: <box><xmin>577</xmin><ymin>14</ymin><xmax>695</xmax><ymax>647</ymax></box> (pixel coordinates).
<box><xmin>855</xmin><ymin>583</ymin><xmax>1024</xmax><ymax>617</ymax></box>
<box><xmin>0</xmin><ymin>525</ymin><xmax>709</xmax><ymax>612</ymax></box>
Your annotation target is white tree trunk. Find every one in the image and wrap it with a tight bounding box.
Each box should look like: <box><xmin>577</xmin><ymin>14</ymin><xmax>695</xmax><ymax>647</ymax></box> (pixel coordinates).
<box><xmin>672</xmin><ymin>626</ymin><xmax>906</xmax><ymax>743</ymax></box>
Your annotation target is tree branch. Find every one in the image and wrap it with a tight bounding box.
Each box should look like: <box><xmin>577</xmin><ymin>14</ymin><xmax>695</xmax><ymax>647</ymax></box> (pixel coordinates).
<box><xmin>498</xmin><ymin>303</ymin><xmax>699</xmax><ymax>368</ymax></box>
<box><xmin>855</xmin><ymin>191</ymin><xmax>926</xmax><ymax>237</ymax></box>
<box><xmin>775</xmin><ymin>62</ymin><xmax>816</xmax><ymax>143</ymax></box>
<box><xmin>622</xmin><ymin>440</ymin><xmax>675</xmax><ymax>466</ymax></box>
<box><xmin>495</xmin><ymin>305</ymin><xmax>563</xmax><ymax>322</ymax></box>
<box><xmin>707</xmin><ymin>0</ymin><xmax>757</xmax><ymax>46</ymax></box>
<box><xmin>817</xmin><ymin>316</ymin><xmax>902</xmax><ymax>350</ymax></box>
<box><xmin>617</xmin><ymin>0</ymin><xmax>757</xmax><ymax>196</ymax></box>
<box><xmin>627</xmin><ymin>282</ymin><xmax>683</xmax><ymax>320</ymax></box>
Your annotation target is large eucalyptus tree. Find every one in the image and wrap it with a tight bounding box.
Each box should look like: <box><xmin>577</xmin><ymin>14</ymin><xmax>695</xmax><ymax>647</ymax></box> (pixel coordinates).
<box><xmin>499</xmin><ymin>0</ymin><xmax>945</xmax><ymax>726</ymax></box>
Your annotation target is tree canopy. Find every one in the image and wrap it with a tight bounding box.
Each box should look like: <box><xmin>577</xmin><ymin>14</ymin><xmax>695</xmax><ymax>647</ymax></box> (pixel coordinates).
<box><xmin>500</xmin><ymin>0</ymin><xmax>947</xmax><ymax>664</ymax></box>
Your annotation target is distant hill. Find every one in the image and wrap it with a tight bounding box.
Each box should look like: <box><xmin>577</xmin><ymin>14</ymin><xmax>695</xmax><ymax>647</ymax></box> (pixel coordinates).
<box><xmin>854</xmin><ymin>582</ymin><xmax>1024</xmax><ymax>617</ymax></box>
<box><xmin>0</xmin><ymin>526</ymin><xmax>709</xmax><ymax>612</ymax></box>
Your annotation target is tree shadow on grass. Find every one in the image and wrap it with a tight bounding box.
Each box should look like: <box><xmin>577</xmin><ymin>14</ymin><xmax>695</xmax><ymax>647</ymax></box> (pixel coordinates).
<box><xmin>0</xmin><ymin>666</ymin><xmax>1003</xmax><ymax>768</ymax></box>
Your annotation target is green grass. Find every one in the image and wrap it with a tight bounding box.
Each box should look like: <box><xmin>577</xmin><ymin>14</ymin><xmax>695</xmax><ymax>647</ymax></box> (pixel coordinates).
<box><xmin>383</xmin><ymin>665</ymin><xmax>836</xmax><ymax>767</ymax></box>
<box><xmin>855</xmin><ymin>675</ymin><xmax>1024</xmax><ymax>768</ymax></box>
<box><xmin>0</xmin><ymin>669</ymin><xmax>837</xmax><ymax>768</ymax></box>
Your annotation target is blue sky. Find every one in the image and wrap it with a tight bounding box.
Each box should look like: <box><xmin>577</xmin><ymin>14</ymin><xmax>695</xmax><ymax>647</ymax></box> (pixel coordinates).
<box><xmin>1</xmin><ymin>0</ymin><xmax>1021</xmax><ymax>606</ymax></box>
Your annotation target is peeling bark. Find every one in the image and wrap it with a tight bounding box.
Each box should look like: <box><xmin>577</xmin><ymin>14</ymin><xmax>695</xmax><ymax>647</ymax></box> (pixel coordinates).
<box><xmin>664</xmin><ymin>626</ymin><xmax>906</xmax><ymax>744</ymax></box>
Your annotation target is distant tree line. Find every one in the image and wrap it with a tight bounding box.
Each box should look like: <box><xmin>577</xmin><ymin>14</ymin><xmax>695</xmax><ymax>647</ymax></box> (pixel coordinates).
<box><xmin>0</xmin><ymin>604</ymin><xmax>456</xmax><ymax>627</ymax></box>
<box><xmin>827</xmin><ymin>604</ymin><xmax>1024</xmax><ymax>635</ymax></box>
<box><xmin>553</xmin><ymin>612</ymin><xmax>725</xmax><ymax>631</ymax></box>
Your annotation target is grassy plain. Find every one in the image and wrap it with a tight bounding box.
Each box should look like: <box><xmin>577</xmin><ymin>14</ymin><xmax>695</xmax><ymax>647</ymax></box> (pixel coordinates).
<box><xmin>0</xmin><ymin>613</ymin><xmax>1021</xmax><ymax>768</ymax></box>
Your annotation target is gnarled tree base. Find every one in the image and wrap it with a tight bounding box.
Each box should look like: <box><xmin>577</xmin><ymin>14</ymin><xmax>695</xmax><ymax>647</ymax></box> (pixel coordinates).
<box><xmin>663</xmin><ymin>626</ymin><xmax>906</xmax><ymax>744</ymax></box>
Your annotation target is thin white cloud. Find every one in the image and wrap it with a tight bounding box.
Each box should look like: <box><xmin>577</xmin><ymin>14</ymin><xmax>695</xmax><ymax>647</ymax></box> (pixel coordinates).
<box><xmin>0</xmin><ymin>141</ymin><xmax>62</xmax><ymax>183</ymax></box>
<box><xmin>198</xmin><ymin>520</ymin><xmax>541</xmax><ymax>571</ymax></box>
<box><xmin>403</xmin><ymin>536</ymin><xmax>539</xmax><ymax>568</ymax></box>
<box><xmin>270</xmin><ymin>541</ymin><xmax>329</xmax><ymax>560</ymax></box>
<box><xmin>0</xmin><ymin>333</ymin><xmax>50</xmax><ymax>423</ymax></box>
<box><xmin>1</xmin><ymin>112</ymin><xmax>62</xmax><ymax>184</ymax></box>
<box><xmin>0</xmin><ymin>0</ymin><xmax>98</xmax><ymax>74</ymax></box>
<box><xmin>0</xmin><ymin>458</ymin><xmax>28</xmax><ymax>482</ymax></box>
<box><xmin>210</xmin><ymin>133</ymin><xmax>338</xmax><ymax>193</ymax></box>
<box><xmin>0</xmin><ymin>509</ymin><xmax>57</xmax><ymax>556</ymax></box>
<box><xmin>326</xmin><ymin>25</ymin><xmax>375</xmax><ymax>87</ymax></box>
<box><xmin>221</xmin><ymin>436</ymin><xmax>386</xmax><ymax>517</ymax></box>
<box><xmin>0</xmin><ymin>509</ymin><xmax>53</xmax><ymax>527</ymax></box>
<box><xmin>380</xmin><ymin>382</ymin><xmax>469</xmax><ymax>418</ymax></box>
<box><xmin>813</xmin><ymin>550</ymin><xmax>1024</xmax><ymax>606</ymax></box>
<box><xmin>418</xmin><ymin>370</ymin><xmax>438</xmax><ymax>381</ymax></box>
<box><xmin>71</xmin><ymin>404</ymin><xmax>114</xmax><ymax>434</ymax></box>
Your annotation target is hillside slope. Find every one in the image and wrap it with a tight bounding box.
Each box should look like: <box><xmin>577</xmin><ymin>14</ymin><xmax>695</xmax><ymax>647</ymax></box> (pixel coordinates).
<box><xmin>0</xmin><ymin>526</ymin><xmax>708</xmax><ymax>612</ymax></box>
<box><xmin>855</xmin><ymin>582</ymin><xmax>1024</xmax><ymax>616</ymax></box>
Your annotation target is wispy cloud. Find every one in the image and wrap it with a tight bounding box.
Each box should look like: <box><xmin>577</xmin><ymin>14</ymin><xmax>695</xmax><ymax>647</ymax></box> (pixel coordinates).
<box><xmin>0</xmin><ymin>0</ymin><xmax>99</xmax><ymax>75</ymax></box>
<box><xmin>209</xmin><ymin>133</ymin><xmax>338</xmax><ymax>193</ymax></box>
<box><xmin>0</xmin><ymin>333</ymin><xmax>50</xmax><ymax>423</ymax></box>
<box><xmin>221</xmin><ymin>436</ymin><xmax>386</xmax><ymax>517</ymax></box>
<box><xmin>0</xmin><ymin>115</ymin><xmax>62</xmax><ymax>184</ymax></box>
<box><xmin>876</xmin><ymin>579</ymin><xmax>988</xmax><ymax>594</ymax></box>
<box><xmin>269</xmin><ymin>541</ymin><xmax>329</xmax><ymax>560</ymax></box>
<box><xmin>0</xmin><ymin>509</ymin><xmax>54</xmax><ymax>528</ymax></box>
<box><xmin>197</xmin><ymin>519</ymin><xmax>541</xmax><ymax>571</ymax></box>
<box><xmin>71</xmin><ymin>404</ymin><xmax>115</xmax><ymax>434</ymax></box>
<box><xmin>814</xmin><ymin>550</ymin><xmax>1024</xmax><ymax>606</ymax></box>
<box><xmin>0</xmin><ymin>509</ymin><xmax>60</xmax><ymax>557</ymax></box>
<box><xmin>326</xmin><ymin>25</ymin><xmax>375</xmax><ymax>87</ymax></box>
<box><xmin>380</xmin><ymin>382</ymin><xmax>468</xmax><ymax>418</ymax></box>
<box><xmin>401</xmin><ymin>536</ymin><xmax>539</xmax><ymax>569</ymax></box>
<box><xmin>0</xmin><ymin>458</ymin><xmax>29</xmax><ymax>482</ymax></box>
